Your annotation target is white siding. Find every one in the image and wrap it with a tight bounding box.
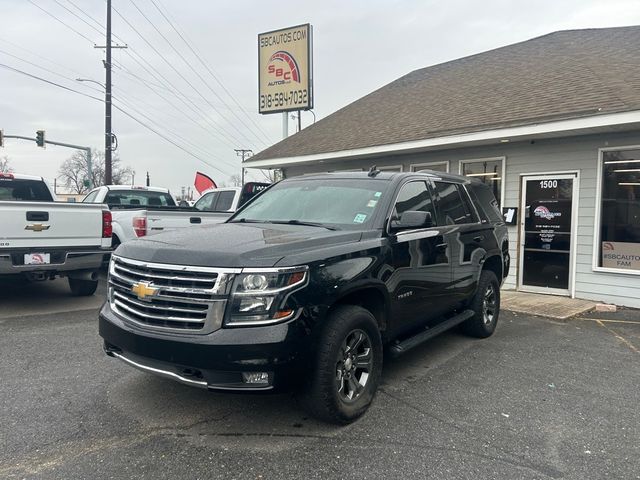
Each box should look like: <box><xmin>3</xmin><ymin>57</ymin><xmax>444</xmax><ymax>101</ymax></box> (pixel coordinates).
<box><xmin>283</xmin><ymin>130</ymin><xmax>640</xmax><ymax>308</ymax></box>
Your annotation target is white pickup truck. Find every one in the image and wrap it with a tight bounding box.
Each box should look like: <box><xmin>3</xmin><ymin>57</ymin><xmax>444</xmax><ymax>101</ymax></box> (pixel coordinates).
<box><xmin>83</xmin><ymin>183</ymin><xmax>270</xmax><ymax>246</ymax></box>
<box><xmin>0</xmin><ymin>172</ymin><xmax>112</xmax><ymax>295</ymax></box>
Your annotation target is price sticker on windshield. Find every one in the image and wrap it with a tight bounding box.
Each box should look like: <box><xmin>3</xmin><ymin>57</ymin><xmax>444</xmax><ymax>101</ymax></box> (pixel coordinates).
<box><xmin>353</xmin><ymin>214</ymin><xmax>367</xmax><ymax>224</ymax></box>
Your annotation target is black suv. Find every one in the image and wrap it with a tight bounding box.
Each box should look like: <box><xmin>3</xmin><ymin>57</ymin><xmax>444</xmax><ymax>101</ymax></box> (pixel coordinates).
<box><xmin>99</xmin><ymin>170</ymin><xmax>509</xmax><ymax>424</ymax></box>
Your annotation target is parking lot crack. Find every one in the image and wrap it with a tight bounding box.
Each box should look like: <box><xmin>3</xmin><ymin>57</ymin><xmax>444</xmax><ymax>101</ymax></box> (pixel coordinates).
<box><xmin>595</xmin><ymin>320</ymin><xmax>640</xmax><ymax>354</ymax></box>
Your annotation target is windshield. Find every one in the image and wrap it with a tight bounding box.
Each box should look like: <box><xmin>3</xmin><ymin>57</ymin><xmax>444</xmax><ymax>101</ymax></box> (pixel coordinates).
<box><xmin>231</xmin><ymin>178</ymin><xmax>388</xmax><ymax>230</ymax></box>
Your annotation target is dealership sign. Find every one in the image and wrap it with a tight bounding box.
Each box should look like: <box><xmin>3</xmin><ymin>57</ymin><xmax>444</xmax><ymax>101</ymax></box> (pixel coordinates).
<box><xmin>258</xmin><ymin>24</ymin><xmax>313</xmax><ymax>114</ymax></box>
<box><xmin>602</xmin><ymin>241</ymin><xmax>640</xmax><ymax>270</ymax></box>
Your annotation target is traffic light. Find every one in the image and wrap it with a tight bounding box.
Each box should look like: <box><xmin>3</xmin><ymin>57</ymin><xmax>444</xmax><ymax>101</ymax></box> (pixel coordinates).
<box><xmin>0</xmin><ymin>129</ymin><xmax>4</xmax><ymax>148</ymax></box>
<box><xmin>36</xmin><ymin>130</ymin><xmax>45</xmax><ymax>148</ymax></box>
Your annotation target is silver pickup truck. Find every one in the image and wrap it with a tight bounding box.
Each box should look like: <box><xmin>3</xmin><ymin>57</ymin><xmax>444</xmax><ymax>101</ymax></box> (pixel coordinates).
<box><xmin>0</xmin><ymin>172</ymin><xmax>111</xmax><ymax>295</ymax></box>
<box><xmin>83</xmin><ymin>183</ymin><xmax>270</xmax><ymax>248</ymax></box>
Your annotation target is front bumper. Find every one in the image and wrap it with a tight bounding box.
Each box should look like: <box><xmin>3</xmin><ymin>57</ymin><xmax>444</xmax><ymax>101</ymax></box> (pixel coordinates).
<box><xmin>99</xmin><ymin>301</ymin><xmax>312</xmax><ymax>392</ymax></box>
<box><xmin>0</xmin><ymin>247</ymin><xmax>109</xmax><ymax>275</ymax></box>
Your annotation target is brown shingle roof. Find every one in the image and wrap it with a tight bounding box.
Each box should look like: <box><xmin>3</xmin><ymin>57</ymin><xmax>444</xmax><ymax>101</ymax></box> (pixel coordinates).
<box><xmin>249</xmin><ymin>26</ymin><xmax>640</xmax><ymax>163</ymax></box>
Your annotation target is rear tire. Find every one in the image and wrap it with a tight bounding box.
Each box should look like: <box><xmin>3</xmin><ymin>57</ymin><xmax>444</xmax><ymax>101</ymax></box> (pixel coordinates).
<box><xmin>461</xmin><ymin>270</ymin><xmax>500</xmax><ymax>338</ymax></box>
<box><xmin>302</xmin><ymin>305</ymin><xmax>383</xmax><ymax>424</ymax></box>
<box><xmin>68</xmin><ymin>278</ymin><xmax>98</xmax><ymax>296</ymax></box>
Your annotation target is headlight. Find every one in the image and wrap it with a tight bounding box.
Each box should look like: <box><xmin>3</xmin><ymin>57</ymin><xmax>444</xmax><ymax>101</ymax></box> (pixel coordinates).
<box><xmin>225</xmin><ymin>267</ymin><xmax>308</xmax><ymax>326</ymax></box>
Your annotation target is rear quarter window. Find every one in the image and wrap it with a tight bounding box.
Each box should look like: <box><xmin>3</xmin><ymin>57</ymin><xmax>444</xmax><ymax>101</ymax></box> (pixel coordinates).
<box><xmin>469</xmin><ymin>183</ymin><xmax>503</xmax><ymax>223</ymax></box>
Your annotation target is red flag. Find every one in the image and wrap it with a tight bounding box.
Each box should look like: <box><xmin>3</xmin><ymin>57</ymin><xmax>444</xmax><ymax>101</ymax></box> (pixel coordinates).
<box><xmin>194</xmin><ymin>171</ymin><xmax>216</xmax><ymax>194</ymax></box>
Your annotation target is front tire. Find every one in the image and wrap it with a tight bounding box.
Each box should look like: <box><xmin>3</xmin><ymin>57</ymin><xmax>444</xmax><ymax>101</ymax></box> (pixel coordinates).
<box><xmin>461</xmin><ymin>270</ymin><xmax>500</xmax><ymax>338</ymax></box>
<box><xmin>302</xmin><ymin>305</ymin><xmax>383</xmax><ymax>424</ymax></box>
<box><xmin>68</xmin><ymin>278</ymin><xmax>98</xmax><ymax>296</ymax></box>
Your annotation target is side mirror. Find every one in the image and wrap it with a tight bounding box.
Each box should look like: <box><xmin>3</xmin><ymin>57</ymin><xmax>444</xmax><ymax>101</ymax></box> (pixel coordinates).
<box><xmin>390</xmin><ymin>211</ymin><xmax>433</xmax><ymax>231</ymax></box>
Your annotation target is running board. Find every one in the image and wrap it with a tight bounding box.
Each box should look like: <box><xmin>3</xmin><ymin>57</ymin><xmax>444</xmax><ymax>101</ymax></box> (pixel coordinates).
<box><xmin>389</xmin><ymin>309</ymin><xmax>475</xmax><ymax>358</ymax></box>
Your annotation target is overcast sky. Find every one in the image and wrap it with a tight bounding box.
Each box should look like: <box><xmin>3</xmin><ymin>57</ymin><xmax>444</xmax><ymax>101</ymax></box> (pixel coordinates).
<box><xmin>2</xmin><ymin>0</ymin><xmax>640</xmax><ymax>196</ymax></box>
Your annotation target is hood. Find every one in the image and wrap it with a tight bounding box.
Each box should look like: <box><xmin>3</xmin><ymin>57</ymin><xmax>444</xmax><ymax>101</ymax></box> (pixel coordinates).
<box><xmin>115</xmin><ymin>222</ymin><xmax>364</xmax><ymax>268</ymax></box>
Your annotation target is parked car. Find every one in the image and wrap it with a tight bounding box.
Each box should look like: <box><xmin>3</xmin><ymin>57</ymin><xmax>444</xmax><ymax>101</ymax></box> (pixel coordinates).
<box><xmin>0</xmin><ymin>172</ymin><xmax>111</xmax><ymax>295</ymax></box>
<box><xmin>99</xmin><ymin>170</ymin><xmax>509</xmax><ymax>423</ymax></box>
<box><xmin>83</xmin><ymin>185</ymin><xmax>224</xmax><ymax>247</ymax></box>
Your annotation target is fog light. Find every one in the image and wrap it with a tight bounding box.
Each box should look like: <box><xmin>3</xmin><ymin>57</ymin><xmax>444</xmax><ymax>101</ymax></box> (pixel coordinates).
<box><xmin>242</xmin><ymin>372</ymin><xmax>270</xmax><ymax>385</ymax></box>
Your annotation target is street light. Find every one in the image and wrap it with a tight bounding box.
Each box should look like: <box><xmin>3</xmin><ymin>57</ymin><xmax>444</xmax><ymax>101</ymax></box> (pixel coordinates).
<box><xmin>76</xmin><ymin>78</ymin><xmax>105</xmax><ymax>90</ymax></box>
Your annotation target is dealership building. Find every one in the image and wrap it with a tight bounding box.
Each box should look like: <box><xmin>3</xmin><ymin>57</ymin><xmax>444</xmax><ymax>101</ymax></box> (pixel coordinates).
<box><xmin>246</xmin><ymin>26</ymin><xmax>640</xmax><ymax>308</ymax></box>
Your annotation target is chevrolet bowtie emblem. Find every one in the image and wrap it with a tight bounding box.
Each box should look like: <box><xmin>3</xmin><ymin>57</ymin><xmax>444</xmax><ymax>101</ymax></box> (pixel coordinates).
<box><xmin>25</xmin><ymin>224</ymin><xmax>50</xmax><ymax>232</ymax></box>
<box><xmin>131</xmin><ymin>281</ymin><xmax>159</xmax><ymax>301</ymax></box>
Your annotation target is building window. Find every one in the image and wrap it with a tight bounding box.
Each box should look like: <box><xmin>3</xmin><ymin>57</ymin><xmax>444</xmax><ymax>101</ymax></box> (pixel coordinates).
<box><xmin>598</xmin><ymin>148</ymin><xmax>640</xmax><ymax>272</ymax></box>
<box><xmin>460</xmin><ymin>157</ymin><xmax>504</xmax><ymax>206</ymax></box>
<box><xmin>377</xmin><ymin>165</ymin><xmax>403</xmax><ymax>172</ymax></box>
<box><xmin>411</xmin><ymin>162</ymin><xmax>449</xmax><ymax>173</ymax></box>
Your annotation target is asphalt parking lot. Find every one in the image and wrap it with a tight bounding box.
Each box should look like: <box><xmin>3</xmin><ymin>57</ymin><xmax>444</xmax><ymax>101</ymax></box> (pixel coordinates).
<box><xmin>1</xmin><ymin>278</ymin><xmax>639</xmax><ymax>479</ymax></box>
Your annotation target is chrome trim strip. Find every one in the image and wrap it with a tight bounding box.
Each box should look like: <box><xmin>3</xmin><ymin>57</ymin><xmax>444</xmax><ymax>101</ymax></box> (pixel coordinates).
<box><xmin>226</xmin><ymin>308</ymin><xmax>302</xmax><ymax>327</ymax></box>
<box><xmin>113</xmin><ymin>297</ymin><xmax>208</xmax><ymax>323</ymax></box>
<box><xmin>110</xmin><ymin>351</ymin><xmax>208</xmax><ymax>389</ymax></box>
<box><xmin>113</xmin><ymin>263</ymin><xmax>216</xmax><ymax>284</ymax></box>
<box><xmin>112</xmin><ymin>291</ymin><xmax>208</xmax><ymax>314</ymax></box>
<box><xmin>114</xmin><ymin>255</ymin><xmax>242</xmax><ymax>274</ymax></box>
<box><xmin>241</xmin><ymin>266</ymin><xmax>309</xmax><ymax>274</ymax></box>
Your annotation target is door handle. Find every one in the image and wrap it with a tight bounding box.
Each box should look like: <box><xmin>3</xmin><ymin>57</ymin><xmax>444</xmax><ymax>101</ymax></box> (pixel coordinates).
<box><xmin>473</xmin><ymin>235</ymin><xmax>484</xmax><ymax>242</ymax></box>
<box><xmin>436</xmin><ymin>243</ymin><xmax>448</xmax><ymax>251</ymax></box>
<box><xmin>190</xmin><ymin>217</ymin><xmax>202</xmax><ymax>224</ymax></box>
<box><xmin>26</xmin><ymin>211</ymin><xmax>49</xmax><ymax>221</ymax></box>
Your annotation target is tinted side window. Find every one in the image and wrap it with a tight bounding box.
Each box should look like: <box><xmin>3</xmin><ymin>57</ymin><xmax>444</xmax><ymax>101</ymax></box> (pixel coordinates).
<box><xmin>214</xmin><ymin>191</ymin><xmax>235</xmax><ymax>211</ymax></box>
<box><xmin>394</xmin><ymin>181</ymin><xmax>436</xmax><ymax>219</ymax></box>
<box><xmin>433</xmin><ymin>181</ymin><xmax>474</xmax><ymax>225</ymax></box>
<box><xmin>469</xmin><ymin>184</ymin><xmax>503</xmax><ymax>223</ymax></box>
<box><xmin>194</xmin><ymin>192</ymin><xmax>218</xmax><ymax>211</ymax></box>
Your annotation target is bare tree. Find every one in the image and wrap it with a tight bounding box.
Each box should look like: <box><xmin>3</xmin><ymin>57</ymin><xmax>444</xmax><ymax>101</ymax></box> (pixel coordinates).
<box><xmin>0</xmin><ymin>155</ymin><xmax>12</xmax><ymax>173</ymax></box>
<box><xmin>228</xmin><ymin>174</ymin><xmax>242</xmax><ymax>187</ymax></box>
<box><xmin>57</xmin><ymin>149</ymin><xmax>133</xmax><ymax>193</ymax></box>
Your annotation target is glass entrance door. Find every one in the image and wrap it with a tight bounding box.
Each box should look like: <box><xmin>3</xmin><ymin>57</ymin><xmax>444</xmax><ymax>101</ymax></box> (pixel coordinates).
<box><xmin>519</xmin><ymin>174</ymin><xmax>577</xmax><ymax>294</ymax></box>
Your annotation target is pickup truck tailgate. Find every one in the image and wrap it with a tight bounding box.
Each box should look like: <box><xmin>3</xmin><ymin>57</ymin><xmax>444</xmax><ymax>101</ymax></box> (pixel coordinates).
<box><xmin>1</xmin><ymin>201</ymin><xmax>108</xmax><ymax>248</ymax></box>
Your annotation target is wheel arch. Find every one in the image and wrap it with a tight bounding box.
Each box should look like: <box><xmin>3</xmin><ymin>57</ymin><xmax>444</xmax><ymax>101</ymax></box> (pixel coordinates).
<box><xmin>329</xmin><ymin>286</ymin><xmax>389</xmax><ymax>333</ymax></box>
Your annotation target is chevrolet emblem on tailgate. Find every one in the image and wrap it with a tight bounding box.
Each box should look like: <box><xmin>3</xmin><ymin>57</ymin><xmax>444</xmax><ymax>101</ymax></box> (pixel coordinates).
<box><xmin>25</xmin><ymin>224</ymin><xmax>50</xmax><ymax>232</ymax></box>
<box><xmin>131</xmin><ymin>282</ymin><xmax>159</xmax><ymax>301</ymax></box>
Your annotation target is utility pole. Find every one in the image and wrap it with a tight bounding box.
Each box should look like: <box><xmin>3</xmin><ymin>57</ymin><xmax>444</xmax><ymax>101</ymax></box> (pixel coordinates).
<box><xmin>94</xmin><ymin>0</ymin><xmax>126</xmax><ymax>185</ymax></box>
<box><xmin>105</xmin><ymin>0</ymin><xmax>112</xmax><ymax>184</ymax></box>
<box><xmin>146</xmin><ymin>171</ymin><xmax>150</xmax><ymax>186</ymax></box>
<box><xmin>235</xmin><ymin>149</ymin><xmax>253</xmax><ymax>186</ymax></box>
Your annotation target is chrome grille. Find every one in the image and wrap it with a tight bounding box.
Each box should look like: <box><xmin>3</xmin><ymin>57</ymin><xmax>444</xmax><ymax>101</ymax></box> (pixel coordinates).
<box><xmin>108</xmin><ymin>255</ymin><xmax>239</xmax><ymax>334</ymax></box>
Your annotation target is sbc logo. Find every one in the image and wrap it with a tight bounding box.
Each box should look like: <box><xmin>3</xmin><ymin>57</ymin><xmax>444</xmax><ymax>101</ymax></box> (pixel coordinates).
<box><xmin>266</xmin><ymin>51</ymin><xmax>300</xmax><ymax>84</ymax></box>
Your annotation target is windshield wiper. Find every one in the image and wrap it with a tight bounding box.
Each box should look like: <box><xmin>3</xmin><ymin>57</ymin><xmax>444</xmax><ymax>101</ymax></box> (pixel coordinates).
<box><xmin>266</xmin><ymin>220</ymin><xmax>338</xmax><ymax>231</ymax></box>
<box><xmin>228</xmin><ymin>218</ymin><xmax>263</xmax><ymax>223</ymax></box>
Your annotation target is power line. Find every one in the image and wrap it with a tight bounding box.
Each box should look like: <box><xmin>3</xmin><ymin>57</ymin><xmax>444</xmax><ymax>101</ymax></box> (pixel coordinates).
<box><xmin>112</xmin><ymin>2</ymin><xmax>259</xmax><ymax>149</ymax></box>
<box><xmin>63</xmin><ymin>0</ymin><xmax>106</xmax><ymax>32</ymax></box>
<box><xmin>0</xmin><ymin>48</ymin><xmax>227</xmax><ymax>167</ymax></box>
<box><xmin>26</xmin><ymin>0</ymin><xmax>95</xmax><ymax>43</ymax></box>
<box><xmin>0</xmin><ymin>62</ymin><xmax>102</xmax><ymax>102</ymax></box>
<box><xmin>113</xmin><ymin>92</ymin><xmax>240</xmax><ymax>172</ymax></box>
<box><xmin>0</xmin><ymin>48</ymin><xmax>103</xmax><ymax>95</ymax></box>
<box><xmin>113</xmin><ymin>60</ymin><xmax>241</xmax><ymax>143</ymax></box>
<box><xmin>114</xmin><ymin>50</ymin><xmax>241</xmax><ymax>150</ymax></box>
<box><xmin>141</xmin><ymin>0</ymin><xmax>271</xmax><ymax>146</ymax></box>
<box><xmin>150</xmin><ymin>0</ymin><xmax>273</xmax><ymax>145</ymax></box>
<box><xmin>0</xmin><ymin>34</ymin><xmax>84</xmax><ymax>78</ymax></box>
<box><xmin>0</xmin><ymin>62</ymin><xmax>234</xmax><ymax>177</ymax></box>
<box><xmin>52</xmin><ymin>0</ymin><xmax>104</xmax><ymax>36</ymax></box>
